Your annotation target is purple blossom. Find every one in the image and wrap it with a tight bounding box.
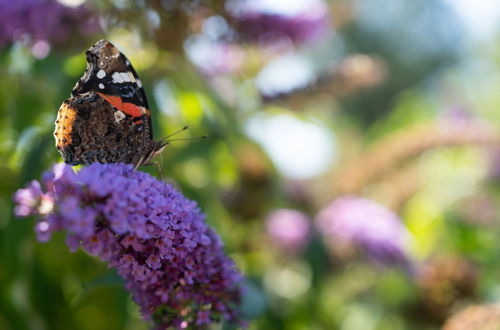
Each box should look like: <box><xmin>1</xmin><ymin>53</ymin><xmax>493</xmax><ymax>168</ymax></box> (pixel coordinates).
<box><xmin>227</xmin><ymin>0</ymin><xmax>330</xmax><ymax>45</ymax></box>
<box><xmin>0</xmin><ymin>0</ymin><xmax>99</xmax><ymax>49</ymax></box>
<box><xmin>265</xmin><ymin>209</ymin><xmax>311</xmax><ymax>254</ymax></box>
<box><xmin>13</xmin><ymin>180</ymin><xmax>44</xmax><ymax>216</ymax></box>
<box><xmin>14</xmin><ymin>163</ymin><xmax>243</xmax><ymax>328</ymax></box>
<box><xmin>316</xmin><ymin>195</ymin><xmax>412</xmax><ymax>266</ymax></box>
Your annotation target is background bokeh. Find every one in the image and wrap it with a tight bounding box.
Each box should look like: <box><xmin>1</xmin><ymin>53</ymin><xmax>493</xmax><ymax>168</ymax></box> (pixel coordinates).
<box><xmin>2</xmin><ymin>0</ymin><xmax>500</xmax><ymax>329</ymax></box>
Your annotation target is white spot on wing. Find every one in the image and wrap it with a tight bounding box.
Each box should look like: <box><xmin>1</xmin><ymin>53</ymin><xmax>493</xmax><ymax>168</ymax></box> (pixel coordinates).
<box><xmin>114</xmin><ymin>110</ymin><xmax>126</xmax><ymax>123</ymax></box>
<box><xmin>98</xmin><ymin>83</ymin><xmax>105</xmax><ymax>89</ymax></box>
<box><xmin>112</xmin><ymin>72</ymin><xmax>124</xmax><ymax>83</ymax></box>
<box><xmin>96</xmin><ymin>69</ymin><xmax>106</xmax><ymax>79</ymax></box>
<box><xmin>136</xmin><ymin>79</ymin><xmax>142</xmax><ymax>88</ymax></box>
<box><xmin>120</xmin><ymin>72</ymin><xmax>130</xmax><ymax>82</ymax></box>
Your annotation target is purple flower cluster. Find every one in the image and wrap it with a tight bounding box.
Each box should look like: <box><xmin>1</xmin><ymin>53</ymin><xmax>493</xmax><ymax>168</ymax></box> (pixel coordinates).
<box><xmin>227</xmin><ymin>0</ymin><xmax>329</xmax><ymax>45</ymax></box>
<box><xmin>14</xmin><ymin>163</ymin><xmax>242</xmax><ymax>328</ymax></box>
<box><xmin>0</xmin><ymin>0</ymin><xmax>99</xmax><ymax>48</ymax></box>
<box><xmin>316</xmin><ymin>195</ymin><xmax>411</xmax><ymax>266</ymax></box>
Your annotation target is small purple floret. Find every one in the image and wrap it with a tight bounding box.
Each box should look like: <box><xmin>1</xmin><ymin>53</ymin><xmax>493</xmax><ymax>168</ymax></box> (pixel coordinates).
<box><xmin>14</xmin><ymin>163</ymin><xmax>242</xmax><ymax>328</ymax></box>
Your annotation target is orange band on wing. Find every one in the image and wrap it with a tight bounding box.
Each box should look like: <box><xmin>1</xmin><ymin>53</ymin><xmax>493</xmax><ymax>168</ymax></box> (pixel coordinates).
<box><xmin>97</xmin><ymin>92</ymin><xmax>145</xmax><ymax>118</ymax></box>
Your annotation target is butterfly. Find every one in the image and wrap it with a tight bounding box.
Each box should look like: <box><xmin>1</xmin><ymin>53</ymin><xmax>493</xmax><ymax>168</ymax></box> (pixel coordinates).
<box><xmin>54</xmin><ymin>40</ymin><xmax>166</xmax><ymax>168</ymax></box>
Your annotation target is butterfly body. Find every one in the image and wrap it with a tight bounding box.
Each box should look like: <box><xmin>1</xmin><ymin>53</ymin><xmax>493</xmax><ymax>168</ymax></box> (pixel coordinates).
<box><xmin>54</xmin><ymin>40</ymin><xmax>165</xmax><ymax>168</ymax></box>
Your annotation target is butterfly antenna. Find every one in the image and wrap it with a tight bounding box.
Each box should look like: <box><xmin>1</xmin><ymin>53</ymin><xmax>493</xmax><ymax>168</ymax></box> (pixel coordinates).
<box><xmin>161</xmin><ymin>126</ymin><xmax>189</xmax><ymax>142</ymax></box>
<box><xmin>161</xmin><ymin>125</ymin><xmax>208</xmax><ymax>143</ymax></box>
<box><xmin>166</xmin><ymin>135</ymin><xmax>208</xmax><ymax>142</ymax></box>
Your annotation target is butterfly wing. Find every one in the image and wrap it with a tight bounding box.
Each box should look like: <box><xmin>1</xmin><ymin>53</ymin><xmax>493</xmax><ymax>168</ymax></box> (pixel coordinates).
<box><xmin>54</xmin><ymin>40</ymin><xmax>165</xmax><ymax>167</ymax></box>
<box><xmin>71</xmin><ymin>39</ymin><xmax>153</xmax><ymax>141</ymax></box>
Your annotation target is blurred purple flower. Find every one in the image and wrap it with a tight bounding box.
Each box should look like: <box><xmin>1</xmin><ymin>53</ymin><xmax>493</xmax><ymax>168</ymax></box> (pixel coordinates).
<box><xmin>185</xmin><ymin>36</ymin><xmax>244</xmax><ymax>75</ymax></box>
<box><xmin>0</xmin><ymin>0</ymin><xmax>99</xmax><ymax>49</ymax></box>
<box><xmin>14</xmin><ymin>163</ymin><xmax>242</xmax><ymax>328</ymax></box>
<box><xmin>316</xmin><ymin>195</ymin><xmax>412</xmax><ymax>266</ymax></box>
<box><xmin>265</xmin><ymin>209</ymin><xmax>311</xmax><ymax>254</ymax></box>
<box><xmin>227</xmin><ymin>0</ymin><xmax>330</xmax><ymax>45</ymax></box>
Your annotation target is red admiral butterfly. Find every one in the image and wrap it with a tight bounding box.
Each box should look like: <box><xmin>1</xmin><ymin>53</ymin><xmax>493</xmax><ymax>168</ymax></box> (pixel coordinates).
<box><xmin>54</xmin><ymin>40</ymin><xmax>166</xmax><ymax>168</ymax></box>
